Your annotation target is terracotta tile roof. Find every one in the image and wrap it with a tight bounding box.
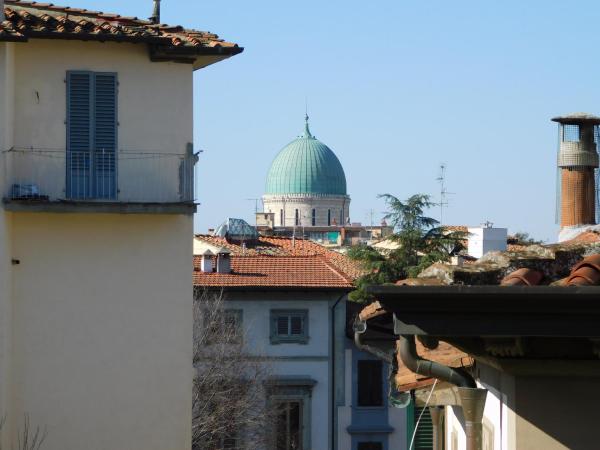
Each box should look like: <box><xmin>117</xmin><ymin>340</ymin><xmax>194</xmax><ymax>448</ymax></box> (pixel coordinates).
<box><xmin>395</xmin><ymin>340</ymin><xmax>473</xmax><ymax>392</ymax></box>
<box><xmin>500</xmin><ymin>268</ymin><xmax>543</xmax><ymax>286</ymax></box>
<box><xmin>566</xmin><ymin>254</ymin><xmax>600</xmax><ymax>286</ymax></box>
<box><xmin>193</xmin><ymin>255</ymin><xmax>354</xmax><ymax>289</ymax></box>
<box><xmin>195</xmin><ymin>235</ymin><xmax>366</xmax><ymax>281</ymax></box>
<box><xmin>1</xmin><ymin>0</ymin><xmax>241</xmax><ymax>59</ymax></box>
<box><xmin>360</xmin><ymin>240</ymin><xmax>600</xmax><ymax>393</ymax></box>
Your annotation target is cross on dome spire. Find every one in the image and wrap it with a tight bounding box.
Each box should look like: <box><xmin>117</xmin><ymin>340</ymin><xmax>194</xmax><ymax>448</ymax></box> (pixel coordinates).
<box><xmin>303</xmin><ymin>113</ymin><xmax>313</xmax><ymax>138</ymax></box>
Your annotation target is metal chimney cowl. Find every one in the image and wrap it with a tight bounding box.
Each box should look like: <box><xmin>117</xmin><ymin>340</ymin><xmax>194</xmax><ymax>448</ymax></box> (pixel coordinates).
<box><xmin>552</xmin><ymin>113</ymin><xmax>600</xmax><ymax>229</ymax></box>
<box><xmin>149</xmin><ymin>0</ymin><xmax>161</xmax><ymax>24</ymax></box>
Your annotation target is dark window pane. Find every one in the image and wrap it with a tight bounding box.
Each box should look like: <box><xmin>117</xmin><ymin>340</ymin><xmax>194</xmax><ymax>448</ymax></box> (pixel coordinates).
<box><xmin>290</xmin><ymin>316</ymin><xmax>303</xmax><ymax>335</ymax></box>
<box><xmin>223</xmin><ymin>437</ymin><xmax>236</xmax><ymax>449</ymax></box>
<box><xmin>277</xmin><ymin>316</ymin><xmax>289</xmax><ymax>336</ymax></box>
<box><xmin>358</xmin><ymin>443</ymin><xmax>383</xmax><ymax>450</ymax></box>
<box><xmin>357</xmin><ymin>360</ymin><xmax>383</xmax><ymax>406</ymax></box>
<box><xmin>275</xmin><ymin>400</ymin><xmax>302</xmax><ymax>450</ymax></box>
<box><xmin>289</xmin><ymin>401</ymin><xmax>301</xmax><ymax>450</ymax></box>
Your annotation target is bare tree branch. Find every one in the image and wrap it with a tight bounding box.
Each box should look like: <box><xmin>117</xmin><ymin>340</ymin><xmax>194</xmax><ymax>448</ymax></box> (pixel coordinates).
<box><xmin>193</xmin><ymin>289</ymin><xmax>275</xmax><ymax>450</ymax></box>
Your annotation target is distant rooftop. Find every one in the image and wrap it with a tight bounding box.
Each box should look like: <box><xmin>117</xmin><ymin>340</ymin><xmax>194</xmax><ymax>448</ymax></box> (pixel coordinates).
<box><xmin>194</xmin><ymin>255</ymin><xmax>353</xmax><ymax>289</ymax></box>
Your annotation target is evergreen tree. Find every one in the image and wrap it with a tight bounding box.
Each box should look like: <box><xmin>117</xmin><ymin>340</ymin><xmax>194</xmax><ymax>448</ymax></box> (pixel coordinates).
<box><xmin>348</xmin><ymin>194</ymin><xmax>465</xmax><ymax>302</ymax></box>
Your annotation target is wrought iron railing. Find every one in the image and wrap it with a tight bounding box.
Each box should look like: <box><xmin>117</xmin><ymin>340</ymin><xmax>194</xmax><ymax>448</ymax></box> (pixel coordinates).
<box><xmin>2</xmin><ymin>148</ymin><xmax>196</xmax><ymax>203</ymax></box>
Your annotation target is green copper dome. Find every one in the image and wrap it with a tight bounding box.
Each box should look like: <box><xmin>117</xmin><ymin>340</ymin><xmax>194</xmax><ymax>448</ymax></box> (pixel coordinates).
<box><xmin>265</xmin><ymin>116</ymin><xmax>347</xmax><ymax>195</ymax></box>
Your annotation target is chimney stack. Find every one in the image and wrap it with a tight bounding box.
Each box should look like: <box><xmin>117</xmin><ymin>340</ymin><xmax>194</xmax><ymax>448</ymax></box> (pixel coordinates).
<box><xmin>216</xmin><ymin>250</ymin><xmax>231</xmax><ymax>274</ymax></box>
<box><xmin>149</xmin><ymin>0</ymin><xmax>161</xmax><ymax>24</ymax></box>
<box><xmin>553</xmin><ymin>113</ymin><xmax>600</xmax><ymax>230</ymax></box>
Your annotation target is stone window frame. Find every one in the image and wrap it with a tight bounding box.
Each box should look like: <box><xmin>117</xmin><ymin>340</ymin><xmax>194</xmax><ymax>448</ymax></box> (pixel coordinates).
<box><xmin>265</xmin><ymin>377</ymin><xmax>317</xmax><ymax>450</ymax></box>
<box><xmin>270</xmin><ymin>309</ymin><xmax>309</xmax><ymax>345</ymax></box>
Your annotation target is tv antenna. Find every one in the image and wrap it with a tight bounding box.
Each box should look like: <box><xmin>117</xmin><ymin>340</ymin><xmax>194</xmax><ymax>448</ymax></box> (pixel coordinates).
<box><xmin>436</xmin><ymin>164</ymin><xmax>454</xmax><ymax>225</ymax></box>
<box><xmin>246</xmin><ymin>198</ymin><xmax>261</xmax><ymax>226</ymax></box>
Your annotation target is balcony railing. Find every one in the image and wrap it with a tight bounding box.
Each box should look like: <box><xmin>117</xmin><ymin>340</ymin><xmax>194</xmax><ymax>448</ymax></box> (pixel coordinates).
<box><xmin>2</xmin><ymin>148</ymin><xmax>196</xmax><ymax>204</ymax></box>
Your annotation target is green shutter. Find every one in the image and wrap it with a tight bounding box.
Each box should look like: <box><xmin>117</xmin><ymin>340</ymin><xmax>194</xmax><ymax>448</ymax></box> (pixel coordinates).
<box><xmin>93</xmin><ymin>73</ymin><xmax>117</xmax><ymax>199</ymax></box>
<box><xmin>66</xmin><ymin>71</ymin><xmax>117</xmax><ymax>200</ymax></box>
<box><xmin>66</xmin><ymin>71</ymin><xmax>92</xmax><ymax>199</ymax></box>
<box><xmin>413</xmin><ymin>407</ymin><xmax>434</xmax><ymax>450</ymax></box>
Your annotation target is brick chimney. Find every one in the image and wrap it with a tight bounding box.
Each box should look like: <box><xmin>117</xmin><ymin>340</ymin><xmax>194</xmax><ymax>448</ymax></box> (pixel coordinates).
<box><xmin>553</xmin><ymin>113</ymin><xmax>600</xmax><ymax>229</ymax></box>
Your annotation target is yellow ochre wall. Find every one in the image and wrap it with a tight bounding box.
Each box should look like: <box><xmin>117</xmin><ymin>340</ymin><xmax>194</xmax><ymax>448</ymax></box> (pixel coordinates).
<box><xmin>1</xmin><ymin>38</ymin><xmax>196</xmax><ymax>449</ymax></box>
<box><xmin>11</xmin><ymin>213</ymin><xmax>193</xmax><ymax>450</ymax></box>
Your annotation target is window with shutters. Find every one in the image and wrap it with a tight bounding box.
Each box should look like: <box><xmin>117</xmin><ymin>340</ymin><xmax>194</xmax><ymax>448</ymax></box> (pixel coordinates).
<box><xmin>66</xmin><ymin>71</ymin><xmax>117</xmax><ymax>200</ymax></box>
<box><xmin>202</xmin><ymin>309</ymin><xmax>243</xmax><ymax>345</ymax></box>
<box><xmin>270</xmin><ymin>310</ymin><xmax>308</xmax><ymax>344</ymax></box>
<box><xmin>357</xmin><ymin>360</ymin><xmax>383</xmax><ymax>407</ymax></box>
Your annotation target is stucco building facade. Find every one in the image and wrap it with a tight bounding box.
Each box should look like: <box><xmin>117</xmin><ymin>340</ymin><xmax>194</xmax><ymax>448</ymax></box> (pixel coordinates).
<box><xmin>0</xmin><ymin>2</ymin><xmax>241</xmax><ymax>449</ymax></box>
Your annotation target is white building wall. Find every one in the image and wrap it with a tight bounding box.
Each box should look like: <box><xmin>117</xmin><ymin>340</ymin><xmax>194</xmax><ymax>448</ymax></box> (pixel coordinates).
<box><xmin>225</xmin><ymin>296</ymin><xmax>335</xmax><ymax>450</ymax></box>
<box><xmin>263</xmin><ymin>194</ymin><xmax>350</xmax><ymax>227</ymax></box>
<box><xmin>444</xmin><ymin>370</ymin><xmax>516</xmax><ymax>450</ymax></box>
<box><xmin>468</xmin><ymin>226</ymin><xmax>508</xmax><ymax>259</ymax></box>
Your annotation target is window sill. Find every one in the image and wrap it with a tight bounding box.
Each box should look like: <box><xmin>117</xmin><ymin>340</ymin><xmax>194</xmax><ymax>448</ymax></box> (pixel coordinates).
<box><xmin>3</xmin><ymin>198</ymin><xmax>197</xmax><ymax>215</ymax></box>
<box><xmin>270</xmin><ymin>339</ymin><xmax>309</xmax><ymax>345</ymax></box>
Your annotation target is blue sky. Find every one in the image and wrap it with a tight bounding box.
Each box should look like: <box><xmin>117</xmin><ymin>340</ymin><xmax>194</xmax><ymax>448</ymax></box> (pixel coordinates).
<box><xmin>75</xmin><ymin>0</ymin><xmax>600</xmax><ymax>241</ymax></box>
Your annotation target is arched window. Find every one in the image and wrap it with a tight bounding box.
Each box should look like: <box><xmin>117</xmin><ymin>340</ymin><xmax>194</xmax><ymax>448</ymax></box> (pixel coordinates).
<box><xmin>295</xmin><ymin>209</ymin><xmax>299</xmax><ymax>226</ymax></box>
<box><xmin>280</xmin><ymin>209</ymin><xmax>284</xmax><ymax>227</ymax></box>
<box><xmin>311</xmin><ymin>209</ymin><xmax>316</xmax><ymax>226</ymax></box>
<box><xmin>327</xmin><ymin>209</ymin><xmax>331</xmax><ymax>226</ymax></box>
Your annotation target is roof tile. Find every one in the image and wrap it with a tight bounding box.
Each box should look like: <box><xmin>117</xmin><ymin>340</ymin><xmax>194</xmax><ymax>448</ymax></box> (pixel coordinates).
<box><xmin>193</xmin><ymin>255</ymin><xmax>354</xmax><ymax>289</ymax></box>
<box><xmin>1</xmin><ymin>0</ymin><xmax>241</xmax><ymax>53</ymax></box>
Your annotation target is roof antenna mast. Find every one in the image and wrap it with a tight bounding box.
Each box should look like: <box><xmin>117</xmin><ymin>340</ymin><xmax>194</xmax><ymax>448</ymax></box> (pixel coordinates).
<box><xmin>150</xmin><ymin>0</ymin><xmax>161</xmax><ymax>24</ymax></box>
<box><xmin>436</xmin><ymin>163</ymin><xmax>454</xmax><ymax>225</ymax></box>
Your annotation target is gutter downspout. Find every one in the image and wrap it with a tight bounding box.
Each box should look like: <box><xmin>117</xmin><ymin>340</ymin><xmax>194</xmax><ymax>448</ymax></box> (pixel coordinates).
<box><xmin>353</xmin><ymin>319</ymin><xmax>393</xmax><ymax>363</ymax></box>
<box><xmin>429</xmin><ymin>406</ymin><xmax>444</xmax><ymax>450</ymax></box>
<box><xmin>400</xmin><ymin>335</ymin><xmax>487</xmax><ymax>450</ymax></box>
<box><xmin>330</xmin><ymin>292</ymin><xmax>346</xmax><ymax>450</ymax></box>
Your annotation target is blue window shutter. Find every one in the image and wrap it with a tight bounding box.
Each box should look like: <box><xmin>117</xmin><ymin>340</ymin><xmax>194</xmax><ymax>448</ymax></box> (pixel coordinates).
<box><xmin>66</xmin><ymin>71</ymin><xmax>92</xmax><ymax>199</ymax></box>
<box><xmin>93</xmin><ymin>73</ymin><xmax>117</xmax><ymax>199</ymax></box>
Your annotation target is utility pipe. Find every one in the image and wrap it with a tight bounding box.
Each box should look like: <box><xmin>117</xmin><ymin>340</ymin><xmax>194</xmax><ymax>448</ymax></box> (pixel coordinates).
<box><xmin>400</xmin><ymin>335</ymin><xmax>487</xmax><ymax>450</ymax></box>
<box><xmin>399</xmin><ymin>335</ymin><xmax>476</xmax><ymax>388</ymax></box>
<box><xmin>354</xmin><ymin>319</ymin><xmax>393</xmax><ymax>363</ymax></box>
<box><xmin>330</xmin><ymin>292</ymin><xmax>347</xmax><ymax>450</ymax></box>
<box><xmin>458</xmin><ymin>387</ymin><xmax>487</xmax><ymax>450</ymax></box>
